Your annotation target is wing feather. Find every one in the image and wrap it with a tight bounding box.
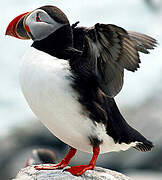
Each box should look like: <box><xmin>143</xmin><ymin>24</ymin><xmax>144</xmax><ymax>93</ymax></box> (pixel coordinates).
<box><xmin>72</xmin><ymin>23</ymin><xmax>158</xmax><ymax>97</ymax></box>
<box><xmin>128</xmin><ymin>31</ymin><xmax>158</xmax><ymax>53</ymax></box>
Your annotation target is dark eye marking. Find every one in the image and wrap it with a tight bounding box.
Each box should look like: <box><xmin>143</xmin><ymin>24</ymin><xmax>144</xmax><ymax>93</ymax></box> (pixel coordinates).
<box><xmin>36</xmin><ymin>13</ymin><xmax>41</xmax><ymax>22</ymax></box>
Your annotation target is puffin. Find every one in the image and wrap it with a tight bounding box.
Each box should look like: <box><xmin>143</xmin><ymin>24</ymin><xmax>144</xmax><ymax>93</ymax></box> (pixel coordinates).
<box><xmin>25</xmin><ymin>148</ymin><xmax>58</xmax><ymax>167</ymax></box>
<box><xmin>6</xmin><ymin>5</ymin><xmax>157</xmax><ymax>176</ymax></box>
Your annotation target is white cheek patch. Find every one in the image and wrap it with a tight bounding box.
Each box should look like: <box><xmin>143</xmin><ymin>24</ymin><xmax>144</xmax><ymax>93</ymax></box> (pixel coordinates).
<box><xmin>25</xmin><ymin>9</ymin><xmax>65</xmax><ymax>41</ymax></box>
<box><xmin>29</xmin><ymin>22</ymin><xmax>56</xmax><ymax>41</ymax></box>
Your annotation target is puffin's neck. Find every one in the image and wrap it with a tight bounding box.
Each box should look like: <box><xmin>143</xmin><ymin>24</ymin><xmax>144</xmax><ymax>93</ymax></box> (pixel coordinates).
<box><xmin>32</xmin><ymin>25</ymin><xmax>73</xmax><ymax>59</ymax></box>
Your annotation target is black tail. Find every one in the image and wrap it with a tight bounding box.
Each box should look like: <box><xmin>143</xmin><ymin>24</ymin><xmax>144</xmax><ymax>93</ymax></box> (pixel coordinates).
<box><xmin>134</xmin><ymin>141</ymin><xmax>154</xmax><ymax>152</ymax></box>
<box><xmin>106</xmin><ymin>98</ymin><xmax>154</xmax><ymax>152</ymax></box>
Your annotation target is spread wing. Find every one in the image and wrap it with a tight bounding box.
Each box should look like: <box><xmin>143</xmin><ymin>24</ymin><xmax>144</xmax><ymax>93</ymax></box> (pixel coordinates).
<box><xmin>72</xmin><ymin>23</ymin><xmax>158</xmax><ymax>97</ymax></box>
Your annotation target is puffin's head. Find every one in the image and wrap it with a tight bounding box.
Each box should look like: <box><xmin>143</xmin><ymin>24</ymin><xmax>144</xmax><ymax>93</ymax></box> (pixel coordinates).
<box><xmin>6</xmin><ymin>5</ymin><xmax>69</xmax><ymax>41</ymax></box>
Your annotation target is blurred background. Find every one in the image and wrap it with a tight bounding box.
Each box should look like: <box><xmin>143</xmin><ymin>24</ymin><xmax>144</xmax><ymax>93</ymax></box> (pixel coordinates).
<box><xmin>1</xmin><ymin>0</ymin><xmax>162</xmax><ymax>179</ymax></box>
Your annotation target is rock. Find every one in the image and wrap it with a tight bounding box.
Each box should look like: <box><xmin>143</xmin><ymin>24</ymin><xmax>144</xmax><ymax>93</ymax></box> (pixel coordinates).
<box><xmin>14</xmin><ymin>165</ymin><xmax>130</xmax><ymax>180</ymax></box>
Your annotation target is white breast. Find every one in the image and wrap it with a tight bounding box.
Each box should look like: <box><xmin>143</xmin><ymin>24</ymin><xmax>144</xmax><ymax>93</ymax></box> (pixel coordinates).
<box><xmin>19</xmin><ymin>47</ymin><xmax>136</xmax><ymax>154</ymax></box>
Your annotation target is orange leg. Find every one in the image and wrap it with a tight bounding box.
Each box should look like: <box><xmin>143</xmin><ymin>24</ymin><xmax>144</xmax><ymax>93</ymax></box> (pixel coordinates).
<box><xmin>65</xmin><ymin>146</ymin><xmax>100</xmax><ymax>176</ymax></box>
<box><xmin>35</xmin><ymin>147</ymin><xmax>77</xmax><ymax>170</ymax></box>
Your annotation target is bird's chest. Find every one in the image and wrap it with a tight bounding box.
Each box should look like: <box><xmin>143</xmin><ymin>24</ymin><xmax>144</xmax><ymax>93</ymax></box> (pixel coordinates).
<box><xmin>19</xmin><ymin>48</ymin><xmax>103</xmax><ymax>152</ymax></box>
<box><xmin>20</xmin><ymin>49</ymin><xmax>81</xmax><ymax>124</ymax></box>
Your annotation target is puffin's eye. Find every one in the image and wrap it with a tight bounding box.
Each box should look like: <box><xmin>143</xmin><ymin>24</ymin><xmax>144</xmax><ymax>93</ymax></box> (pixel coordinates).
<box><xmin>36</xmin><ymin>15</ymin><xmax>41</xmax><ymax>22</ymax></box>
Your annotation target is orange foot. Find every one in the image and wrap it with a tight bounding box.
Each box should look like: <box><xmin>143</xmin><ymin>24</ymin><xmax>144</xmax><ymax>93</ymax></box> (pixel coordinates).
<box><xmin>65</xmin><ymin>164</ymin><xmax>94</xmax><ymax>176</ymax></box>
<box><xmin>35</xmin><ymin>146</ymin><xmax>100</xmax><ymax>177</ymax></box>
<box><xmin>34</xmin><ymin>147</ymin><xmax>77</xmax><ymax>170</ymax></box>
<box><xmin>65</xmin><ymin>146</ymin><xmax>100</xmax><ymax>176</ymax></box>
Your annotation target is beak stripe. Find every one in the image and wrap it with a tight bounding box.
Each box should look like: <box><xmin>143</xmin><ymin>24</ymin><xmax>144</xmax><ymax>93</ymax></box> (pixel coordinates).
<box><xmin>25</xmin><ymin>24</ymin><xmax>31</xmax><ymax>33</ymax></box>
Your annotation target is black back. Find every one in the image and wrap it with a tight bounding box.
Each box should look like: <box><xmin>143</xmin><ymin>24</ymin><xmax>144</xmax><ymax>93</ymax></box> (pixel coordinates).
<box><xmin>70</xmin><ymin>26</ymin><xmax>153</xmax><ymax>151</ymax></box>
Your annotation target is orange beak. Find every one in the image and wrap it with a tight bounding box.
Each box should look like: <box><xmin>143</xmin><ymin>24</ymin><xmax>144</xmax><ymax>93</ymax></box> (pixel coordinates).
<box><xmin>6</xmin><ymin>12</ymin><xmax>31</xmax><ymax>40</ymax></box>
